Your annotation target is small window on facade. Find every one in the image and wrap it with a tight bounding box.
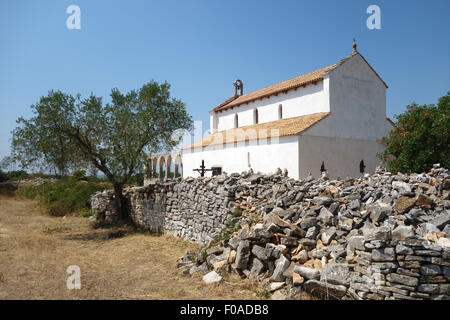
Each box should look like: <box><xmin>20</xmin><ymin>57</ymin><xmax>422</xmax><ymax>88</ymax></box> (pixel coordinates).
<box><xmin>278</xmin><ymin>104</ymin><xmax>283</xmax><ymax>120</ymax></box>
<box><xmin>212</xmin><ymin>167</ymin><xmax>222</xmax><ymax>176</ymax></box>
<box><xmin>234</xmin><ymin>113</ymin><xmax>239</xmax><ymax>128</ymax></box>
<box><xmin>360</xmin><ymin>160</ymin><xmax>366</xmax><ymax>173</ymax></box>
<box><xmin>320</xmin><ymin>161</ymin><xmax>326</xmax><ymax>172</ymax></box>
<box><xmin>253</xmin><ymin>108</ymin><xmax>259</xmax><ymax>124</ymax></box>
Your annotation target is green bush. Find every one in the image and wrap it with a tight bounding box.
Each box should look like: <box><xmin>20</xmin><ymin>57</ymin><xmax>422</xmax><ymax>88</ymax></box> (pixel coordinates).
<box><xmin>0</xmin><ymin>170</ymin><xmax>63</xmax><ymax>183</ymax></box>
<box><xmin>5</xmin><ymin>170</ymin><xmax>30</xmax><ymax>181</ymax></box>
<box><xmin>71</xmin><ymin>170</ymin><xmax>87</xmax><ymax>181</ymax></box>
<box><xmin>0</xmin><ymin>170</ymin><xmax>8</xmax><ymax>183</ymax></box>
<box><xmin>379</xmin><ymin>92</ymin><xmax>450</xmax><ymax>173</ymax></box>
<box><xmin>18</xmin><ymin>178</ymin><xmax>106</xmax><ymax>216</ymax></box>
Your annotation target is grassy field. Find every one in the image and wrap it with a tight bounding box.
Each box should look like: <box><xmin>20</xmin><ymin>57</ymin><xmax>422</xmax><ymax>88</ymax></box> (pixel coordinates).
<box><xmin>0</xmin><ymin>195</ymin><xmax>264</xmax><ymax>300</ymax></box>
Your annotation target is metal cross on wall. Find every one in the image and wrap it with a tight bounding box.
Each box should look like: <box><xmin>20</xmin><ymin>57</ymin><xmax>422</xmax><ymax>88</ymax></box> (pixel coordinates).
<box><xmin>193</xmin><ymin>160</ymin><xmax>213</xmax><ymax>177</ymax></box>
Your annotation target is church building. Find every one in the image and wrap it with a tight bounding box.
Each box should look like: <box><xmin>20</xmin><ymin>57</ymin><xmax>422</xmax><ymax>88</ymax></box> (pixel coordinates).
<box><xmin>152</xmin><ymin>43</ymin><xmax>394</xmax><ymax>180</ymax></box>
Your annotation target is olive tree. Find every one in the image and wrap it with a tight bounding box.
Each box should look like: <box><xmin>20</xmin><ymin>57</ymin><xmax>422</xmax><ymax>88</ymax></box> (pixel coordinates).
<box><xmin>11</xmin><ymin>81</ymin><xmax>193</xmax><ymax>219</ymax></box>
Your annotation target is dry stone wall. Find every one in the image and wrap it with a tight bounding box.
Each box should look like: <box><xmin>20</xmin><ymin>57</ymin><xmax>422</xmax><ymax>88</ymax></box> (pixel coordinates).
<box><xmin>91</xmin><ymin>164</ymin><xmax>450</xmax><ymax>300</ymax></box>
<box><xmin>91</xmin><ymin>178</ymin><xmax>234</xmax><ymax>244</ymax></box>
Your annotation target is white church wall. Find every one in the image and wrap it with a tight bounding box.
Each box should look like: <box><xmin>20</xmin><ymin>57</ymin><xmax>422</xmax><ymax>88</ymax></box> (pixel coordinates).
<box><xmin>298</xmin><ymin>134</ymin><xmax>386</xmax><ymax>179</ymax></box>
<box><xmin>305</xmin><ymin>54</ymin><xmax>392</xmax><ymax>141</ymax></box>
<box><xmin>214</xmin><ymin>79</ymin><xmax>330</xmax><ymax>132</ymax></box>
<box><xmin>182</xmin><ymin>135</ymin><xmax>299</xmax><ymax>179</ymax></box>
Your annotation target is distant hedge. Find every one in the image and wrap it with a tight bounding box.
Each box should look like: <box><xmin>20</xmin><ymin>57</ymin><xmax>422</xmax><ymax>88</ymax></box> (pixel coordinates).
<box><xmin>0</xmin><ymin>170</ymin><xmax>61</xmax><ymax>183</ymax></box>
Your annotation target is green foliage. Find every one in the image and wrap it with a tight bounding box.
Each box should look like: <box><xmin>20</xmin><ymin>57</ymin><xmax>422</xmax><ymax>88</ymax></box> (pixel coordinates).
<box><xmin>255</xmin><ymin>289</ymin><xmax>270</xmax><ymax>299</ymax></box>
<box><xmin>79</xmin><ymin>209</ymin><xmax>94</xmax><ymax>217</ymax></box>
<box><xmin>11</xmin><ymin>81</ymin><xmax>193</xmax><ymax>218</ymax></box>
<box><xmin>230</xmin><ymin>209</ymin><xmax>243</xmax><ymax>218</ymax></box>
<box><xmin>379</xmin><ymin>92</ymin><xmax>450</xmax><ymax>173</ymax></box>
<box><xmin>11</xmin><ymin>96</ymin><xmax>86</xmax><ymax>175</ymax></box>
<box><xmin>200</xmin><ymin>249</ymin><xmax>208</xmax><ymax>262</ymax></box>
<box><xmin>0</xmin><ymin>170</ymin><xmax>8</xmax><ymax>183</ymax></box>
<box><xmin>213</xmin><ymin>216</ymin><xmax>242</xmax><ymax>242</ymax></box>
<box><xmin>0</xmin><ymin>156</ymin><xmax>14</xmax><ymax>171</ymax></box>
<box><xmin>18</xmin><ymin>179</ymin><xmax>106</xmax><ymax>217</ymax></box>
<box><xmin>248</xmin><ymin>214</ymin><xmax>261</xmax><ymax>228</ymax></box>
<box><xmin>0</xmin><ymin>170</ymin><xmax>32</xmax><ymax>182</ymax></box>
<box><xmin>6</xmin><ymin>170</ymin><xmax>30</xmax><ymax>180</ymax></box>
<box><xmin>128</xmin><ymin>173</ymin><xmax>144</xmax><ymax>186</ymax></box>
<box><xmin>71</xmin><ymin>169</ymin><xmax>87</xmax><ymax>181</ymax></box>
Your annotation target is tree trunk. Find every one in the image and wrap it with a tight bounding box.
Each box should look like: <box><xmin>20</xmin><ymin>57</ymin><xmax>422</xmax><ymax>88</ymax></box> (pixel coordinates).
<box><xmin>113</xmin><ymin>182</ymin><xmax>128</xmax><ymax>220</ymax></box>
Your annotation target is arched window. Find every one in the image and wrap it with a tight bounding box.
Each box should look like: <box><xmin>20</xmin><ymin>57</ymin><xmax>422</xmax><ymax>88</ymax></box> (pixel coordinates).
<box><xmin>253</xmin><ymin>108</ymin><xmax>259</xmax><ymax>124</ymax></box>
<box><xmin>234</xmin><ymin>113</ymin><xmax>239</xmax><ymax>128</ymax></box>
<box><xmin>278</xmin><ymin>104</ymin><xmax>283</xmax><ymax>120</ymax></box>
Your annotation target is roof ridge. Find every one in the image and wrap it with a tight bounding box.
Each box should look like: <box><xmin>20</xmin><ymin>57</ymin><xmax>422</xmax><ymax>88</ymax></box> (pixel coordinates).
<box><xmin>211</xmin><ymin>50</ymin><xmax>387</xmax><ymax>113</ymax></box>
<box><xmin>212</xmin><ymin>52</ymin><xmax>357</xmax><ymax>112</ymax></box>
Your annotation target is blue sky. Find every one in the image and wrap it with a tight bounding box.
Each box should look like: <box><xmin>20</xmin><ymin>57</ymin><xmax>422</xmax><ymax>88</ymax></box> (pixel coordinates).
<box><xmin>1</xmin><ymin>0</ymin><xmax>449</xmax><ymax>163</ymax></box>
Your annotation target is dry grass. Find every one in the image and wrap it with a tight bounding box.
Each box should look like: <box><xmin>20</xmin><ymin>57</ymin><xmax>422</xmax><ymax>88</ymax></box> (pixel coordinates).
<box><xmin>0</xmin><ymin>195</ymin><xmax>263</xmax><ymax>300</ymax></box>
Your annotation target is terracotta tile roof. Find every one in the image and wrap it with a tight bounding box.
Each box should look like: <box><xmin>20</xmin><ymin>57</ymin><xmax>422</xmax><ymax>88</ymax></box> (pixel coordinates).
<box><xmin>212</xmin><ymin>65</ymin><xmax>335</xmax><ymax>112</ymax></box>
<box><xmin>183</xmin><ymin>112</ymin><xmax>330</xmax><ymax>150</ymax></box>
<box><xmin>386</xmin><ymin>117</ymin><xmax>396</xmax><ymax>127</ymax></box>
<box><xmin>212</xmin><ymin>52</ymin><xmax>388</xmax><ymax>113</ymax></box>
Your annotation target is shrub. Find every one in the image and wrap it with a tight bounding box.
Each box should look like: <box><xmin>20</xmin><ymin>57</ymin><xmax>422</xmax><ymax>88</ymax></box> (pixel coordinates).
<box><xmin>213</xmin><ymin>216</ymin><xmax>242</xmax><ymax>242</ymax></box>
<box><xmin>71</xmin><ymin>170</ymin><xmax>87</xmax><ymax>181</ymax></box>
<box><xmin>379</xmin><ymin>92</ymin><xmax>450</xmax><ymax>173</ymax></box>
<box><xmin>0</xmin><ymin>170</ymin><xmax>8</xmax><ymax>183</ymax></box>
<box><xmin>255</xmin><ymin>289</ymin><xmax>270</xmax><ymax>299</ymax></box>
<box><xmin>18</xmin><ymin>179</ymin><xmax>106</xmax><ymax>216</ymax></box>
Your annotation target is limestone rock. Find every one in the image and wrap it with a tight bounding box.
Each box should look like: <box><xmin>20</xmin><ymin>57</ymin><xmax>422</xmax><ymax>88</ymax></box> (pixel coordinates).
<box><xmin>303</xmin><ymin>280</ymin><xmax>347</xmax><ymax>298</ymax></box>
<box><xmin>234</xmin><ymin>240</ymin><xmax>250</xmax><ymax>270</ymax></box>
<box><xmin>394</xmin><ymin>197</ymin><xmax>416</xmax><ymax>214</ymax></box>
<box><xmin>270</xmin><ymin>255</ymin><xmax>290</xmax><ymax>282</ymax></box>
<box><xmin>269</xmin><ymin>282</ymin><xmax>285</xmax><ymax>292</ymax></box>
<box><xmin>202</xmin><ymin>271</ymin><xmax>222</xmax><ymax>284</ymax></box>
<box><xmin>392</xmin><ymin>225</ymin><xmax>415</xmax><ymax>242</ymax></box>
<box><xmin>348</xmin><ymin>236</ymin><xmax>366</xmax><ymax>251</ymax></box>
<box><xmin>320</xmin><ymin>263</ymin><xmax>350</xmax><ymax>286</ymax></box>
<box><xmin>293</xmin><ymin>266</ymin><xmax>320</xmax><ymax>280</ymax></box>
<box><xmin>372</xmin><ymin>248</ymin><xmax>396</xmax><ymax>262</ymax></box>
<box><xmin>292</xmin><ymin>250</ymin><xmax>308</xmax><ymax>264</ymax></box>
<box><xmin>292</xmin><ymin>273</ymin><xmax>304</xmax><ymax>286</ymax></box>
<box><xmin>249</xmin><ymin>257</ymin><xmax>265</xmax><ymax>276</ymax></box>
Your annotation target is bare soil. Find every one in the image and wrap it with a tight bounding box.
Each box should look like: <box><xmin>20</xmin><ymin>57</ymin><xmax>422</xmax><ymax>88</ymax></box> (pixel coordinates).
<box><xmin>0</xmin><ymin>195</ymin><xmax>263</xmax><ymax>300</ymax></box>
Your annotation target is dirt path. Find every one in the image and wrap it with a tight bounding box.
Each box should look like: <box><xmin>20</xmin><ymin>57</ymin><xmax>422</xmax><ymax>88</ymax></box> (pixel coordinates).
<box><xmin>0</xmin><ymin>196</ymin><xmax>262</xmax><ymax>299</ymax></box>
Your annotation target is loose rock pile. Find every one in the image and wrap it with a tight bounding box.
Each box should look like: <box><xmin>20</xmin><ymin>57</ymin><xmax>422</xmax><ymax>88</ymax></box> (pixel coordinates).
<box><xmin>176</xmin><ymin>164</ymin><xmax>450</xmax><ymax>300</ymax></box>
<box><xmin>17</xmin><ymin>177</ymin><xmax>58</xmax><ymax>186</ymax></box>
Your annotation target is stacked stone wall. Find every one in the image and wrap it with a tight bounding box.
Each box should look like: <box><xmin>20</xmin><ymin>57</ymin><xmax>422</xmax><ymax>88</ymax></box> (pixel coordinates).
<box><xmin>91</xmin><ymin>165</ymin><xmax>450</xmax><ymax>299</ymax></box>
